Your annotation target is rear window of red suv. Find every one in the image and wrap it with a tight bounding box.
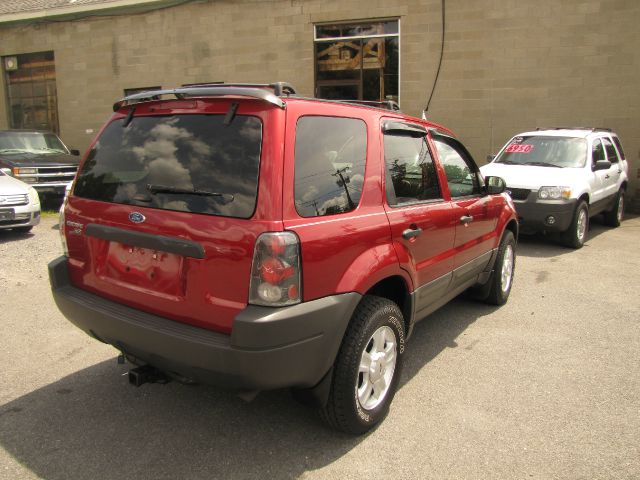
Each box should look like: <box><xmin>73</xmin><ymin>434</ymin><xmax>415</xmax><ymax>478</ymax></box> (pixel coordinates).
<box><xmin>74</xmin><ymin>114</ymin><xmax>262</xmax><ymax>218</ymax></box>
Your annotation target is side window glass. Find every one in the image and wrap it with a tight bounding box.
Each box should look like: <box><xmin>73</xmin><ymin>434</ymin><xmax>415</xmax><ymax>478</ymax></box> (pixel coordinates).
<box><xmin>612</xmin><ymin>136</ymin><xmax>626</xmax><ymax>160</ymax></box>
<box><xmin>383</xmin><ymin>133</ymin><xmax>441</xmax><ymax>205</ymax></box>
<box><xmin>602</xmin><ymin>137</ymin><xmax>619</xmax><ymax>163</ymax></box>
<box><xmin>294</xmin><ymin>116</ymin><xmax>366</xmax><ymax>217</ymax></box>
<box><xmin>592</xmin><ymin>139</ymin><xmax>605</xmax><ymax>166</ymax></box>
<box><xmin>434</xmin><ymin>139</ymin><xmax>481</xmax><ymax>198</ymax></box>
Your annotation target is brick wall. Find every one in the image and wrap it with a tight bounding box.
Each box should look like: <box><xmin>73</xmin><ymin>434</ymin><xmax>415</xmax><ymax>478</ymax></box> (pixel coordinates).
<box><xmin>0</xmin><ymin>0</ymin><xmax>638</xmax><ymax>204</ymax></box>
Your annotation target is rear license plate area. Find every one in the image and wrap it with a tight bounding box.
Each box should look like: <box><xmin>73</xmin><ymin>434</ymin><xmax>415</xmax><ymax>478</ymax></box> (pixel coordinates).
<box><xmin>97</xmin><ymin>242</ymin><xmax>185</xmax><ymax>296</ymax></box>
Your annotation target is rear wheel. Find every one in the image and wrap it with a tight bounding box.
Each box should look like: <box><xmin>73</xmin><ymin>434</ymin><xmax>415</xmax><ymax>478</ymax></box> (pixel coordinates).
<box><xmin>320</xmin><ymin>295</ymin><xmax>405</xmax><ymax>435</ymax></box>
<box><xmin>562</xmin><ymin>201</ymin><xmax>588</xmax><ymax>249</ymax></box>
<box><xmin>603</xmin><ymin>190</ymin><xmax>624</xmax><ymax>227</ymax></box>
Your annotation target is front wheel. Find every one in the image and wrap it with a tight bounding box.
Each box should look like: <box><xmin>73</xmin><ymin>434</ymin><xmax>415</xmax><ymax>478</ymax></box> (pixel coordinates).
<box><xmin>320</xmin><ymin>296</ymin><xmax>405</xmax><ymax>435</ymax></box>
<box><xmin>483</xmin><ymin>230</ymin><xmax>516</xmax><ymax>305</ymax></box>
<box><xmin>562</xmin><ymin>201</ymin><xmax>588</xmax><ymax>249</ymax></box>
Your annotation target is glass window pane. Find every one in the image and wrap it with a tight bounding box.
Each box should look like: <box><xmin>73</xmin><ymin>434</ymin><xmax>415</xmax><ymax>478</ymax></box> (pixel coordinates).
<box><xmin>294</xmin><ymin>116</ymin><xmax>367</xmax><ymax>217</ymax></box>
<box><xmin>315</xmin><ymin>23</ymin><xmax>398</xmax><ymax>103</ymax></box>
<box><xmin>383</xmin><ymin>37</ymin><xmax>399</xmax><ymax>100</ymax></box>
<box><xmin>384</xmin><ymin>134</ymin><xmax>441</xmax><ymax>205</ymax></box>
<box><xmin>612</xmin><ymin>136</ymin><xmax>626</xmax><ymax>160</ymax></box>
<box><xmin>316</xmin><ymin>20</ymin><xmax>399</xmax><ymax>39</ymax></box>
<box><xmin>315</xmin><ymin>40</ymin><xmax>361</xmax><ymax>82</ymax></box>
<box><xmin>592</xmin><ymin>139</ymin><xmax>605</xmax><ymax>164</ymax></box>
<box><xmin>4</xmin><ymin>50</ymin><xmax>58</xmax><ymax>133</ymax></box>
<box><xmin>74</xmin><ymin>115</ymin><xmax>263</xmax><ymax>218</ymax></box>
<box><xmin>317</xmin><ymin>84</ymin><xmax>359</xmax><ymax>100</ymax></box>
<box><xmin>435</xmin><ymin>139</ymin><xmax>480</xmax><ymax>198</ymax></box>
<box><xmin>496</xmin><ymin>136</ymin><xmax>587</xmax><ymax>168</ymax></box>
<box><xmin>602</xmin><ymin>137</ymin><xmax>619</xmax><ymax>163</ymax></box>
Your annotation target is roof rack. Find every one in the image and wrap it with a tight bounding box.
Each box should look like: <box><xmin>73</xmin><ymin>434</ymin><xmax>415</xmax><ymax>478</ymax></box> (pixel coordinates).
<box><xmin>335</xmin><ymin>99</ymin><xmax>401</xmax><ymax>112</ymax></box>
<box><xmin>536</xmin><ymin>126</ymin><xmax>612</xmax><ymax>132</ymax></box>
<box><xmin>113</xmin><ymin>82</ymin><xmax>297</xmax><ymax>111</ymax></box>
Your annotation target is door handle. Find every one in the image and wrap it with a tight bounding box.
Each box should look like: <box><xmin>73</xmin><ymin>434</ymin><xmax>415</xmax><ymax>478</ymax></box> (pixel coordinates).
<box><xmin>605</xmin><ymin>174</ymin><xmax>610</xmax><ymax>179</ymax></box>
<box><xmin>402</xmin><ymin>227</ymin><xmax>423</xmax><ymax>240</ymax></box>
<box><xmin>460</xmin><ymin>215</ymin><xmax>474</xmax><ymax>224</ymax></box>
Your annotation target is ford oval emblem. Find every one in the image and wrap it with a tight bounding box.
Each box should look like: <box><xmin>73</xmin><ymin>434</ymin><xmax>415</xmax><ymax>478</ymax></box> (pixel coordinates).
<box><xmin>129</xmin><ymin>212</ymin><xmax>145</xmax><ymax>224</ymax></box>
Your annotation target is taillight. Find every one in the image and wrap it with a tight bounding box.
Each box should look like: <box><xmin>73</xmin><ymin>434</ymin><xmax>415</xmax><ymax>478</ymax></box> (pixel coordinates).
<box><xmin>249</xmin><ymin>232</ymin><xmax>301</xmax><ymax>307</ymax></box>
<box><xmin>59</xmin><ymin>206</ymin><xmax>69</xmax><ymax>257</ymax></box>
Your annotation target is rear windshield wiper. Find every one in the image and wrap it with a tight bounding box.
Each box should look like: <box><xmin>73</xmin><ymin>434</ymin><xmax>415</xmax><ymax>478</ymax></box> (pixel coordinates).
<box><xmin>522</xmin><ymin>161</ymin><xmax>564</xmax><ymax>168</ymax></box>
<box><xmin>146</xmin><ymin>184</ymin><xmax>234</xmax><ymax>202</ymax></box>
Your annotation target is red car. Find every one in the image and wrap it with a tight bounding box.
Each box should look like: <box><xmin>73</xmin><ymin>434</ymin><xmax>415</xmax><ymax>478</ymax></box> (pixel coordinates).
<box><xmin>49</xmin><ymin>83</ymin><xmax>517</xmax><ymax>434</ymax></box>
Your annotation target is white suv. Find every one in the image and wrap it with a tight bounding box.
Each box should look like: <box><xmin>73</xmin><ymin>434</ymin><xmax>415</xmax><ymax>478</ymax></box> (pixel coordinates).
<box><xmin>481</xmin><ymin>128</ymin><xmax>628</xmax><ymax>248</ymax></box>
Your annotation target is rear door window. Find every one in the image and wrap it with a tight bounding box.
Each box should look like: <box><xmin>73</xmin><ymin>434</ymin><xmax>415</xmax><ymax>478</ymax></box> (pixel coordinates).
<box><xmin>383</xmin><ymin>133</ymin><xmax>441</xmax><ymax>205</ymax></box>
<box><xmin>294</xmin><ymin>116</ymin><xmax>366</xmax><ymax>217</ymax></box>
<box><xmin>602</xmin><ymin>137</ymin><xmax>619</xmax><ymax>163</ymax></box>
<box><xmin>74</xmin><ymin>115</ymin><xmax>262</xmax><ymax>218</ymax></box>
<box><xmin>612</xmin><ymin>136</ymin><xmax>626</xmax><ymax>160</ymax></box>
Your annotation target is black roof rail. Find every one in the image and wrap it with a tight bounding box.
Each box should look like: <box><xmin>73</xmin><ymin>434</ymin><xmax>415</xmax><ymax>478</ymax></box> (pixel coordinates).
<box><xmin>113</xmin><ymin>82</ymin><xmax>297</xmax><ymax>111</ymax></box>
<box><xmin>334</xmin><ymin>99</ymin><xmax>401</xmax><ymax>112</ymax></box>
<box><xmin>536</xmin><ymin>126</ymin><xmax>612</xmax><ymax>132</ymax></box>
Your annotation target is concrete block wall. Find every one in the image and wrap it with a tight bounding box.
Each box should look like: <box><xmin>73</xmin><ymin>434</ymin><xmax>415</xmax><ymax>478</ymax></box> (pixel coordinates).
<box><xmin>0</xmin><ymin>0</ymin><xmax>638</xmax><ymax>204</ymax></box>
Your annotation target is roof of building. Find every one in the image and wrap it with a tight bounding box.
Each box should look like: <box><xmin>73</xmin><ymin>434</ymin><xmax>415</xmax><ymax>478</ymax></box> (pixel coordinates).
<box><xmin>0</xmin><ymin>0</ymin><xmax>173</xmax><ymax>23</ymax></box>
<box><xmin>0</xmin><ymin>0</ymin><xmax>122</xmax><ymax>15</ymax></box>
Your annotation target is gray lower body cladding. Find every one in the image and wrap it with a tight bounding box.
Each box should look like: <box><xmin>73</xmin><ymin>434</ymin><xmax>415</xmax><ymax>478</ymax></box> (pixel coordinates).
<box><xmin>48</xmin><ymin>256</ymin><xmax>360</xmax><ymax>391</ymax></box>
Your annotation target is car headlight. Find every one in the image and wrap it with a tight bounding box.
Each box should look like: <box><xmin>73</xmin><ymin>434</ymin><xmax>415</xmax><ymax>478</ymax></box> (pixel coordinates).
<box><xmin>538</xmin><ymin>186</ymin><xmax>571</xmax><ymax>200</ymax></box>
<box><xmin>28</xmin><ymin>186</ymin><xmax>40</xmax><ymax>204</ymax></box>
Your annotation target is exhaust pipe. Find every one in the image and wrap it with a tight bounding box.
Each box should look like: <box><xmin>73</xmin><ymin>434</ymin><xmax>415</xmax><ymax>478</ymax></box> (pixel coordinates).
<box><xmin>128</xmin><ymin>365</ymin><xmax>170</xmax><ymax>387</ymax></box>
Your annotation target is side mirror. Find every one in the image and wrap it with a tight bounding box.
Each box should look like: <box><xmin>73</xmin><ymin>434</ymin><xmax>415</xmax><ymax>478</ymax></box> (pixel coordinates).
<box><xmin>69</xmin><ymin>149</ymin><xmax>81</xmax><ymax>156</ymax></box>
<box><xmin>486</xmin><ymin>154</ymin><xmax>496</xmax><ymax>163</ymax></box>
<box><xmin>485</xmin><ymin>176</ymin><xmax>506</xmax><ymax>195</ymax></box>
<box><xmin>593</xmin><ymin>159</ymin><xmax>611</xmax><ymax>171</ymax></box>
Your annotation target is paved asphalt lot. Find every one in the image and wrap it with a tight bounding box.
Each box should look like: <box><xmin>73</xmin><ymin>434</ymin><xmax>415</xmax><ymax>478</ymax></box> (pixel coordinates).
<box><xmin>0</xmin><ymin>214</ymin><xmax>638</xmax><ymax>480</ymax></box>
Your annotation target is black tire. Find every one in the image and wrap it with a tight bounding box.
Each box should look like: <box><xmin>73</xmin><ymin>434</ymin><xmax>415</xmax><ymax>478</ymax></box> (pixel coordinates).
<box><xmin>12</xmin><ymin>226</ymin><xmax>33</xmax><ymax>233</ymax></box>
<box><xmin>603</xmin><ymin>190</ymin><xmax>624</xmax><ymax>227</ymax></box>
<box><xmin>483</xmin><ymin>230</ymin><xmax>516</xmax><ymax>306</ymax></box>
<box><xmin>562</xmin><ymin>200</ymin><xmax>588</xmax><ymax>249</ymax></box>
<box><xmin>320</xmin><ymin>295</ymin><xmax>406</xmax><ymax>435</ymax></box>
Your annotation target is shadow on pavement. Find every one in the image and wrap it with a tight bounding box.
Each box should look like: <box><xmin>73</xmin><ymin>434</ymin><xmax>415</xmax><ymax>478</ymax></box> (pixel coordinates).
<box><xmin>516</xmin><ymin>214</ymin><xmax>616</xmax><ymax>259</ymax></box>
<box><xmin>0</xmin><ymin>228</ymin><xmax>34</xmax><ymax>244</ymax></box>
<box><xmin>0</xmin><ymin>296</ymin><xmax>488</xmax><ymax>479</ymax></box>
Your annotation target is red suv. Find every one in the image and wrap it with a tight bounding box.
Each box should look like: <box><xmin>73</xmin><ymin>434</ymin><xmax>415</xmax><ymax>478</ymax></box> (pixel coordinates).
<box><xmin>49</xmin><ymin>83</ymin><xmax>518</xmax><ymax>434</ymax></box>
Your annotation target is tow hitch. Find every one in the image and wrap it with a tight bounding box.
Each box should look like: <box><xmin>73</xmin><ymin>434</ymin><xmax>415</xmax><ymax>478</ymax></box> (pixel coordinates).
<box><xmin>128</xmin><ymin>365</ymin><xmax>171</xmax><ymax>387</ymax></box>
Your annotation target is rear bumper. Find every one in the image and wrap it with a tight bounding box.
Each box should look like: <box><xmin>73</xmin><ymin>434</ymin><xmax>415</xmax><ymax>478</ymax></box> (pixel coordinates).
<box><xmin>49</xmin><ymin>256</ymin><xmax>360</xmax><ymax>390</ymax></box>
<box><xmin>513</xmin><ymin>198</ymin><xmax>577</xmax><ymax>233</ymax></box>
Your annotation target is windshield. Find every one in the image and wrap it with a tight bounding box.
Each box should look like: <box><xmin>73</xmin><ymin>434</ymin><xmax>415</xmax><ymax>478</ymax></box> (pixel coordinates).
<box><xmin>494</xmin><ymin>136</ymin><xmax>587</xmax><ymax>168</ymax></box>
<box><xmin>74</xmin><ymin>114</ymin><xmax>263</xmax><ymax>219</ymax></box>
<box><xmin>0</xmin><ymin>131</ymin><xmax>68</xmax><ymax>154</ymax></box>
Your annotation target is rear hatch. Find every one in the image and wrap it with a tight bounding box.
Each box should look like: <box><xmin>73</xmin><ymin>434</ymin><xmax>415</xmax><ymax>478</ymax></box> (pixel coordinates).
<box><xmin>63</xmin><ymin>98</ymin><xmax>285</xmax><ymax>334</ymax></box>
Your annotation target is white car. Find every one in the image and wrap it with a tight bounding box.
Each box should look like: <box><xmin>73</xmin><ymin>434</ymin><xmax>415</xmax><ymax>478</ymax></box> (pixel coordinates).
<box><xmin>0</xmin><ymin>168</ymin><xmax>41</xmax><ymax>233</ymax></box>
<box><xmin>481</xmin><ymin>128</ymin><xmax>628</xmax><ymax>248</ymax></box>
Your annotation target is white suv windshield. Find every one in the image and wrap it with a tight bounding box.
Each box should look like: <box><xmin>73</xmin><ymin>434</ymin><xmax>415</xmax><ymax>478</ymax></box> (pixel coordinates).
<box><xmin>495</xmin><ymin>136</ymin><xmax>587</xmax><ymax>168</ymax></box>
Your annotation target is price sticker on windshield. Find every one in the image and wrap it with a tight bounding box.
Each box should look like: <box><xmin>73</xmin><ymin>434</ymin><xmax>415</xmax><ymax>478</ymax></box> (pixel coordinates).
<box><xmin>505</xmin><ymin>144</ymin><xmax>534</xmax><ymax>153</ymax></box>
